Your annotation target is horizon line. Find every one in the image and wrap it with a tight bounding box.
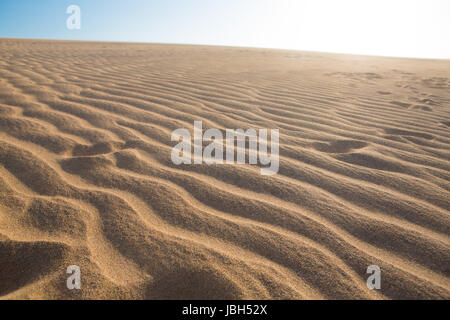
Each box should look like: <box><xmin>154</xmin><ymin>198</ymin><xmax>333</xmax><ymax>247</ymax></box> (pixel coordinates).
<box><xmin>2</xmin><ymin>36</ymin><xmax>449</xmax><ymax>61</ymax></box>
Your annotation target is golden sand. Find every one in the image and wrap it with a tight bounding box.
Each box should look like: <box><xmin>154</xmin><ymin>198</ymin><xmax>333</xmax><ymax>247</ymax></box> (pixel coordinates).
<box><xmin>0</xmin><ymin>38</ymin><xmax>449</xmax><ymax>299</ymax></box>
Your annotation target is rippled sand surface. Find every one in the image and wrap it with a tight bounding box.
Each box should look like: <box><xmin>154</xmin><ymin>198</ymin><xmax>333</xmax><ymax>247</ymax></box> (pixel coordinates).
<box><xmin>0</xmin><ymin>39</ymin><xmax>449</xmax><ymax>299</ymax></box>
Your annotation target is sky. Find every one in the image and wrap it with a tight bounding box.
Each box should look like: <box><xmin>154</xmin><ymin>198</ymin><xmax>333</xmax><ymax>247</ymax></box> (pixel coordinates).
<box><xmin>0</xmin><ymin>0</ymin><xmax>449</xmax><ymax>59</ymax></box>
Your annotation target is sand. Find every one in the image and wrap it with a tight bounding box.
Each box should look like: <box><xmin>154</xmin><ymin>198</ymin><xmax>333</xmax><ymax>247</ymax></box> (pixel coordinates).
<box><xmin>0</xmin><ymin>38</ymin><xmax>449</xmax><ymax>300</ymax></box>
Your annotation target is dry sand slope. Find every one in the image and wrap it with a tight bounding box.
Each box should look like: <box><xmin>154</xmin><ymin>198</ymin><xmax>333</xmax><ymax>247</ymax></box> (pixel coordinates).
<box><xmin>0</xmin><ymin>38</ymin><xmax>449</xmax><ymax>300</ymax></box>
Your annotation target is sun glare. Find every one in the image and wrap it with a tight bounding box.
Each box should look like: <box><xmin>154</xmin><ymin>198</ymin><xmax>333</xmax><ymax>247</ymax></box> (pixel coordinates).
<box><xmin>249</xmin><ymin>0</ymin><xmax>450</xmax><ymax>58</ymax></box>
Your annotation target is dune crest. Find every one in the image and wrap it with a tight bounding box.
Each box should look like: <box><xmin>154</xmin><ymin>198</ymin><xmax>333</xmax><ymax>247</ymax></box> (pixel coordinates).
<box><xmin>0</xmin><ymin>39</ymin><xmax>449</xmax><ymax>299</ymax></box>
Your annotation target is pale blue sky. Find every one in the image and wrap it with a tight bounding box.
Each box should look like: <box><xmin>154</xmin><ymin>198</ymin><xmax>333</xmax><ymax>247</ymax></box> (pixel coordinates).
<box><xmin>0</xmin><ymin>0</ymin><xmax>449</xmax><ymax>58</ymax></box>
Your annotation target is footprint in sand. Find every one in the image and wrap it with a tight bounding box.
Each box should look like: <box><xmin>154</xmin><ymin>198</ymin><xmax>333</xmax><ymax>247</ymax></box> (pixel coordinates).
<box><xmin>422</xmin><ymin>77</ymin><xmax>450</xmax><ymax>89</ymax></box>
<box><xmin>312</xmin><ymin>140</ymin><xmax>368</xmax><ymax>153</ymax></box>
<box><xmin>390</xmin><ymin>100</ymin><xmax>411</xmax><ymax>108</ymax></box>
<box><xmin>417</xmin><ymin>98</ymin><xmax>440</xmax><ymax>106</ymax></box>
<box><xmin>412</xmin><ymin>105</ymin><xmax>433</xmax><ymax>112</ymax></box>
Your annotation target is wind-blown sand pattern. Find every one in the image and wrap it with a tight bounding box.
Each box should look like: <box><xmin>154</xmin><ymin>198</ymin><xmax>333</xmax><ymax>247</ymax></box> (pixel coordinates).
<box><xmin>0</xmin><ymin>38</ymin><xmax>449</xmax><ymax>299</ymax></box>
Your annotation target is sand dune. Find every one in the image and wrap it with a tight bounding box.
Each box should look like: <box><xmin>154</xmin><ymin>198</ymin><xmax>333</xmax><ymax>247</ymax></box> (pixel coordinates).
<box><xmin>0</xmin><ymin>38</ymin><xmax>449</xmax><ymax>299</ymax></box>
